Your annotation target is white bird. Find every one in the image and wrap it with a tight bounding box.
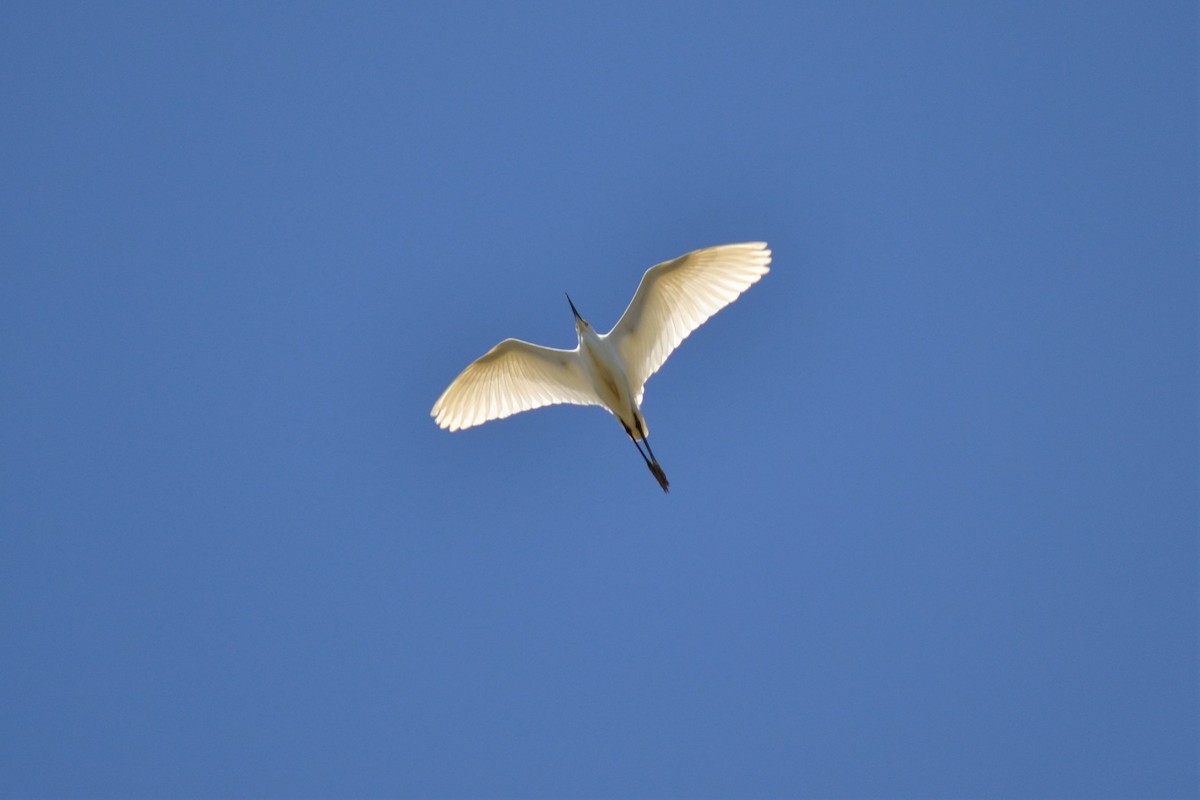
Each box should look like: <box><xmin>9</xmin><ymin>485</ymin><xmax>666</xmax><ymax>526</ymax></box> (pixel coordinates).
<box><xmin>431</xmin><ymin>242</ymin><xmax>771</xmax><ymax>492</ymax></box>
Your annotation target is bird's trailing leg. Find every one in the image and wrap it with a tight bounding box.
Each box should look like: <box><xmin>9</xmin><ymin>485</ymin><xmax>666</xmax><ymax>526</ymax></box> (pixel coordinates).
<box><xmin>624</xmin><ymin>424</ymin><xmax>669</xmax><ymax>493</ymax></box>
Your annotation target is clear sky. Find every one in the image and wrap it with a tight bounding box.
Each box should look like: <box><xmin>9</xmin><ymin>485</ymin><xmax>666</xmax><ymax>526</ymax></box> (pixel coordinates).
<box><xmin>2</xmin><ymin>3</ymin><xmax>1196</xmax><ymax>798</ymax></box>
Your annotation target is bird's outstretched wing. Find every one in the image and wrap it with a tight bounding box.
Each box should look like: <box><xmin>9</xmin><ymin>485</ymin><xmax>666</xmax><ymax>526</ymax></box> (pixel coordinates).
<box><xmin>431</xmin><ymin>339</ymin><xmax>601</xmax><ymax>432</ymax></box>
<box><xmin>607</xmin><ymin>242</ymin><xmax>771</xmax><ymax>402</ymax></box>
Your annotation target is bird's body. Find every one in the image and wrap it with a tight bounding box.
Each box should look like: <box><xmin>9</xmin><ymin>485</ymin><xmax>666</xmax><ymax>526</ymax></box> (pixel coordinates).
<box><xmin>431</xmin><ymin>242</ymin><xmax>771</xmax><ymax>491</ymax></box>
<box><xmin>574</xmin><ymin>318</ymin><xmax>644</xmax><ymax>438</ymax></box>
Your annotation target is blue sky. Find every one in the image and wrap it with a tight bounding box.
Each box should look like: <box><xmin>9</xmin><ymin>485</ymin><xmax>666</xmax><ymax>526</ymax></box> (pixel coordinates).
<box><xmin>1</xmin><ymin>2</ymin><xmax>1196</xmax><ymax>798</ymax></box>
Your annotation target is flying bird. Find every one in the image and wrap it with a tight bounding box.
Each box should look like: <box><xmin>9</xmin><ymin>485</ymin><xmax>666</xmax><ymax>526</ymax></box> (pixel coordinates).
<box><xmin>431</xmin><ymin>241</ymin><xmax>771</xmax><ymax>492</ymax></box>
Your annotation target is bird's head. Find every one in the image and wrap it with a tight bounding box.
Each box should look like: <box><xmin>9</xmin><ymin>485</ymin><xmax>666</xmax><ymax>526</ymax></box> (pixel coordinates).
<box><xmin>565</xmin><ymin>293</ymin><xmax>589</xmax><ymax>335</ymax></box>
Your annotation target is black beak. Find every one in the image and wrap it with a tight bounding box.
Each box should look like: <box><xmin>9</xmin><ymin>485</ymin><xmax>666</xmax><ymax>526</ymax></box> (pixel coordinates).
<box><xmin>565</xmin><ymin>292</ymin><xmax>583</xmax><ymax>323</ymax></box>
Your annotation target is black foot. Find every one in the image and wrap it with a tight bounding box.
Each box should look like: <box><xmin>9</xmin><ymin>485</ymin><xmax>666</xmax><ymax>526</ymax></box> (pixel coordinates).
<box><xmin>649</xmin><ymin>461</ymin><xmax>670</xmax><ymax>493</ymax></box>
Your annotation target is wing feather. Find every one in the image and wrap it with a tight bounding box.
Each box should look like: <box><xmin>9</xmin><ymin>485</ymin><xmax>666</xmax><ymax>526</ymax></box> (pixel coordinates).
<box><xmin>606</xmin><ymin>242</ymin><xmax>771</xmax><ymax>401</ymax></box>
<box><xmin>431</xmin><ymin>338</ymin><xmax>601</xmax><ymax>432</ymax></box>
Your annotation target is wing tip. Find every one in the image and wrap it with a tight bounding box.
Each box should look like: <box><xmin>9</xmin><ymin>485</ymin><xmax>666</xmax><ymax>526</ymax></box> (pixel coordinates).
<box><xmin>720</xmin><ymin>241</ymin><xmax>771</xmax><ymax>266</ymax></box>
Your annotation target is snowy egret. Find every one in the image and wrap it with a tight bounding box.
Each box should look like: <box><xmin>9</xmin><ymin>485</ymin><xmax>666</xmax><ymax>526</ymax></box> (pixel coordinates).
<box><xmin>431</xmin><ymin>241</ymin><xmax>771</xmax><ymax>492</ymax></box>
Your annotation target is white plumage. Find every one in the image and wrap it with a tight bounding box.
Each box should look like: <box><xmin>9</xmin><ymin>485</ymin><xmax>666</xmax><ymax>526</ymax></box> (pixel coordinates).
<box><xmin>431</xmin><ymin>242</ymin><xmax>771</xmax><ymax>491</ymax></box>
